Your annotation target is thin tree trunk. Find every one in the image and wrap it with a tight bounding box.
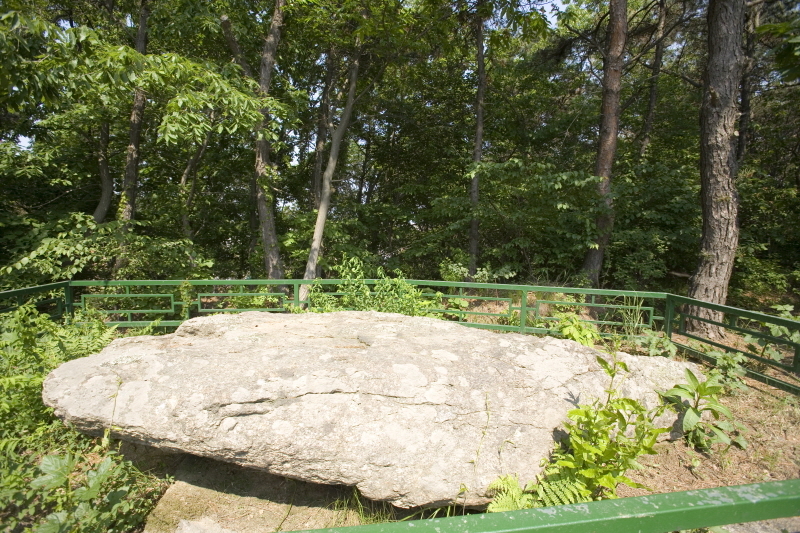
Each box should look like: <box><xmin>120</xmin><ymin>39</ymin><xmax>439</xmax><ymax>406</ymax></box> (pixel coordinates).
<box><xmin>118</xmin><ymin>0</ymin><xmax>148</xmax><ymax>226</ymax></box>
<box><xmin>221</xmin><ymin>1</ymin><xmax>286</xmax><ymax>279</ymax></box>
<box><xmin>253</xmin><ymin>0</ymin><xmax>287</xmax><ymax>280</ymax></box>
<box><xmin>114</xmin><ymin>0</ymin><xmax>148</xmax><ymax>274</ymax></box>
<box><xmin>93</xmin><ymin>122</ymin><xmax>112</xmax><ymax>223</ymax></box>
<box><xmin>687</xmin><ymin>0</ymin><xmax>745</xmax><ymax>339</ymax></box>
<box><xmin>737</xmin><ymin>2</ymin><xmax>761</xmax><ymax>162</ymax></box>
<box><xmin>180</xmin><ymin>127</ymin><xmax>212</xmax><ymax>239</ymax></box>
<box><xmin>468</xmin><ymin>11</ymin><xmax>486</xmax><ymax>278</ymax></box>
<box><xmin>639</xmin><ymin>0</ymin><xmax>666</xmax><ymax>157</ymax></box>
<box><xmin>313</xmin><ymin>51</ymin><xmax>336</xmax><ymax>210</ymax></box>
<box><xmin>299</xmin><ymin>57</ymin><xmax>361</xmax><ymax>303</ymax></box>
<box><xmin>582</xmin><ymin>0</ymin><xmax>628</xmax><ymax>287</ymax></box>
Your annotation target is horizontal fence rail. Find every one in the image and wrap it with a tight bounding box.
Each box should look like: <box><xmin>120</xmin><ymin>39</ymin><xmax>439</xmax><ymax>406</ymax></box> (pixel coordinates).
<box><xmin>298</xmin><ymin>480</ymin><xmax>800</xmax><ymax>533</ymax></box>
<box><xmin>0</xmin><ymin>279</ymin><xmax>798</xmax><ymax>395</ymax></box>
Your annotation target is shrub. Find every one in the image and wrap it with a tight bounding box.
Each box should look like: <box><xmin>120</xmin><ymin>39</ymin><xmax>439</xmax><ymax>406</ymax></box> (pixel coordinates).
<box><xmin>0</xmin><ymin>306</ymin><xmax>167</xmax><ymax>531</ymax></box>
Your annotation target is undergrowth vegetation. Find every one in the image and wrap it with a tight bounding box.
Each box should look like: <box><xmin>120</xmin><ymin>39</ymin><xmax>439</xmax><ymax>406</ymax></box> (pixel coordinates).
<box><xmin>487</xmin><ymin>356</ymin><xmax>669</xmax><ymax>511</ymax></box>
<box><xmin>305</xmin><ymin>256</ymin><xmax>442</xmax><ymax>316</ymax></box>
<box><xmin>0</xmin><ymin>306</ymin><xmax>167</xmax><ymax>532</ymax></box>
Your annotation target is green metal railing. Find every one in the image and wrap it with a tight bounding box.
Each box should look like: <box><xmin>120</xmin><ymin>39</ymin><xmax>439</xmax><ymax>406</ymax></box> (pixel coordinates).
<box><xmin>1</xmin><ymin>278</ymin><xmax>799</xmax><ymax>394</ymax></box>
<box><xmin>300</xmin><ymin>479</ymin><xmax>800</xmax><ymax>533</ymax></box>
<box><xmin>1</xmin><ymin>280</ymin><xmax>799</xmax><ymax>531</ymax></box>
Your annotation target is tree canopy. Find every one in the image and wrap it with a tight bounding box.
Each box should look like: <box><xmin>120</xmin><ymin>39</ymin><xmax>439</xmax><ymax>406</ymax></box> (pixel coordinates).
<box><xmin>2</xmin><ymin>0</ymin><xmax>799</xmax><ymax>311</ymax></box>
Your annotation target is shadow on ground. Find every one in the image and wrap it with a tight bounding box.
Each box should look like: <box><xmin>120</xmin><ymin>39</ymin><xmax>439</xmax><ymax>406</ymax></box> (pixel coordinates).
<box><xmin>121</xmin><ymin>445</ymin><xmax>382</xmax><ymax>533</ymax></box>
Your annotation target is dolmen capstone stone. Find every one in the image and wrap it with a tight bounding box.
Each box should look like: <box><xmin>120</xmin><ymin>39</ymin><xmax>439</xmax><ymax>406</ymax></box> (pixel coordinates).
<box><xmin>43</xmin><ymin>311</ymin><xmax>700</xmax><ymax>508</ymax></box>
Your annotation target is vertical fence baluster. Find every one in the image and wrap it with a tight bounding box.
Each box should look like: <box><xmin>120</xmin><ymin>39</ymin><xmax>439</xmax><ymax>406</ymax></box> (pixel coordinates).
<box><xmin>665</xmin><ymin>295</ymin><xmax>674</xmax><ymax>340</ymax></box>
<box><xmin>65</xmin><ymin>283</ymin><xmax>73</xmax><ymax>318</ymax></box>
<box><xmin>794</xmin><ymin>346</ymin><xmax>800</xmax><ymax>375</ymax></box>
<box><xmin>519</xmin><ymin>290</ymin><xmax>528</xmax><ymax>333</ymax></box>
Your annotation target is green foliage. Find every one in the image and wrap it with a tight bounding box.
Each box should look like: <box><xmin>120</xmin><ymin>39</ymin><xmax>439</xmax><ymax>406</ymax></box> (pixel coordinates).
<box><xmin>439</xmin><ymin>259</ymin><xmax>516</xmax><ymax>284</ymax></box>
<box><xmin>740</xmin><ymin>305</ymin><xmax>800</xmax><ymax>366</ymax></box>
<box><xmin>632</xmin><ymin>329</ymin><xmax>678</xmax><ymax>358</ymax></box>
<box><xmin>759</xmin><ymin>17</ymin><xmax>800</xmax><ymax>82</ymax></box>
<box><xmin>489</xmin><ymin>356</ymin><xmax>669</xmax><ymax>511</ymax></box>
<box><xmin>551</xmin><ymin>312</ymin><xmax>601</xmax><ymax>347</ymax></box>
<box><xmin>662</xmin><ymin>369</ymin><xmax>748</xmax><ymax>452</ymax></box>
<box><xmin>0</xmin><ymin>306</ymin><xmax>166</xmax><ymax>531</ymax></box>
<box><xmin>307</xmin><ymin>256</ymin><xmax>441</xmax><ymax>317</ymax></box>
<box><xmin>707</xmin><ymin>350</ymin><xmax>748</xmax><ymax>393</ymax></box>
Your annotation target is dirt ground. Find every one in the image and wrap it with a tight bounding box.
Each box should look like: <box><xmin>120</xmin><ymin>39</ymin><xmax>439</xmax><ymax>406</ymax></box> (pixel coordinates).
<box><xmin>132</xmin><ymin>373</ymin><xmax>800</xmax><ymax>533</ymax></box>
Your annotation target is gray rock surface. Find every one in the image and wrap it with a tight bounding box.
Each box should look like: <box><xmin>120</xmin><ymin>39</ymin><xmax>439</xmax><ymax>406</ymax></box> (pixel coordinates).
<box><xmin>43</xmin><ymin>311</ymin><xmax>700</xmax><ymax>508</ymax></box>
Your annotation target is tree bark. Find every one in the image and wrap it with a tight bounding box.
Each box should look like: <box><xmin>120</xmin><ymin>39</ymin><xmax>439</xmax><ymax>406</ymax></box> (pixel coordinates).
<box><xmin>220</xmin><ymin>1</ymin><xmax>286</xmax><ymax>279</ymax></box>
<box><xmin>468</xmin><ymin>10</ymin><xmax>486</xmax><ymax>278</ymax></box>
<box><xmin>299</xmin><ymin>56</ymin><xmax>361</xmax><ymax>303</ymax></box>
<box><xmin>92</xmin><ymin>122</ymin><xmax>112</xmax><ymax>223</ymax></box>
<box><xmin>253</xmin><ymin>0</ymin><xmax>287</xmax><ymax>280</ymax></box>
<box><xmin>582</xmin><ymin>0</ymin><xmax>628</xmax><ymax>287</ymax></box>
<box><xmin>312</xmin><ymin>51</ymin><xmax>336</xmax><ymax>210</ymax></box>
<box><xmin>639</xmin><ymin>0</ymin><xmax>666</xmax><ymax>157</ymax></box>
<box><xmin>737</xmin><ymin>2</ymin><xmax>761</xmax><ymax>162</ymax></box>
<box><xmin>180</xmin><ymin>126</ymin><xmax>212</xmax><ymax>239</ymax></box>
<box><xmin>117</xmin><ymin>0</ymin><xmax>149</xmax><ymax>227</ymax></box>
<box><xmin>113</xmin><ymin>0</ymin><xmax>148</xmax><ymax>275</ymax></box>
<box><xmin>687</xmin><ymin>0</ymin><xmax>746</xmax><ymax>339</ymax></box>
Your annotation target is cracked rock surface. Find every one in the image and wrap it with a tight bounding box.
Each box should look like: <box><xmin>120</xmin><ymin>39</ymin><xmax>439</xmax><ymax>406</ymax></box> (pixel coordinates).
<box><xmin>43</xmin><ymin>311</ymin><xmax>699</xmax><ymax>508</ymax></box>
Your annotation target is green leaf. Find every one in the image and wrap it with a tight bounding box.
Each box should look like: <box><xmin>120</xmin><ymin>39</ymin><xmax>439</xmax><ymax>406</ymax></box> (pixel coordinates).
<box><xmin>31</xmin><ymin>454</ymin><xmax>76</xmax><ymax>491</ymax></box>
<box><xmin>684</xmin><ymin>368</ymin><xmax>700</xmax><ymax>389</ymax></box>
<box><xmin>682</xmin><ymin>407</ymin><xmax>701</xmax><ymax>432</ymax></box>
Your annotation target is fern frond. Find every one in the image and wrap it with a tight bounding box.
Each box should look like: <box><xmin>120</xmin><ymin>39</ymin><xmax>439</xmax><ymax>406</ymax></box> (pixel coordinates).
<box><xmin>531</xmin><ymin>472</ymin><xmax>591</xmax><ymax>507</ymax></box>
<box><xmin>486</xmin><ymin>474</ymin><xmax>534</xmax><ymax>512</ymax></box>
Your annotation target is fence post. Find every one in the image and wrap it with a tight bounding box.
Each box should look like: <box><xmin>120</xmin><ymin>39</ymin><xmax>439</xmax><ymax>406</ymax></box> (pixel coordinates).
<box><xmin>665</xmin><ymin>295</ymin><xmax>674</xmax><ymax>340</ymax></box>
<box><xmin>65</xmin><ymin>282</ymin><xmax>74</xmax><ymax>318</ymax></box>
<box><xmin>293</xmin><ymin>281</ymin><xmax>300</xmax><ymax>308</ymax></box>
<box><xmin>794</xmin><ymin>346</ymin><xmax>800</xmax><ymax>375</ymax></box>
<box><xmin>519</xmin><ymin>290</ymin><xmax>528</xmax><ymax>333</ymax></box>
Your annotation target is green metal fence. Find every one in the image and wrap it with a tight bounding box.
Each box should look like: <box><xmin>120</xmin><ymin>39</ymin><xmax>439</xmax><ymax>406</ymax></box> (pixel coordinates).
<box><xmin>1</xmin><ymin>278</ymin><xmax>799</xmax><ymax>394</ymax></box>
<box><xmin>300</xmin><ymin>479</ymin><xmax>800</xmax><ymax>533</ymax></box>
<box><xmin>1</xmin><ymin>279</ymin><xmax>799</xmax><ymax>531</ymax></box>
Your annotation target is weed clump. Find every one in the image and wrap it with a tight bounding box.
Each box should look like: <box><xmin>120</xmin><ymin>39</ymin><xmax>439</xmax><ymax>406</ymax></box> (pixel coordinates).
<box><xmin>0</xmin><ymin>306</ymin><xmax>168</xmax><ymax>532</ymax></box>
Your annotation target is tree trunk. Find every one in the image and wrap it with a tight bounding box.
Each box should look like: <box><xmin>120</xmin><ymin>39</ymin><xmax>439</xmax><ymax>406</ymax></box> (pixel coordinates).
<box><xmin>92</xmin><ymin>122</ymin><xmax>112</xmax><ymax>223</ymax></box>
<box><xmin>737</xmin><ymin>2</ymin><xmax>761</xmax><ymax>162</ymax></box>
<box><xmin>687</xmin><ymin>0</ymin><xmax>745</xmax><ymax>339</ymax></box>
<box><xmin>118</xmin><ymin>0</ymin><xmax>148</xmax><ymax>227</ymax></box>
<box><xmin>582</xmin><ymin>0</ymin><xmax>628</xmax><ymax>287</ymax></box>
<box><xmin>299</xmin><ymin>57</ymin><xmax>361</xmax><ymax>303</ymax></box>
<box><xmin>468</xmin><ymin>11</ymin><xmax>486</xmax><ymax>278</ymax></box>
<box><xmin>113</xmin><ymin>0</ymin><xmax>148</xmax><ymax>275</ymax></box>
<box><xmin>313</xmin><ymin>51</ymin><xmax>336</xmax><ymax>210</ymax></box>
<box><xmin>221</xmin><ymin>2</ymin><xmax>286</xmax><ymax>279</ymax></box>
<box><xmin>639</xmin><ymin>0</ymin><xmax>666</xmax><ymax>157</ymax></box>
<box><xmin>253</xmin><ymin>0</ymin><xmax>287</xmax><ymax>280</ymax></box>
<box><xmin>180</xmin><ymin>126</ymin><xmax>212</xmax><ymax>239</ymax></box>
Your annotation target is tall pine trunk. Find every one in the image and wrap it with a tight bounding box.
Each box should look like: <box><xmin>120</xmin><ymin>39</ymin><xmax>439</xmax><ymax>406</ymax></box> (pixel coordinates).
<box><xmin>687</xmin><ymin>0</ymin><xmax>746</xmax><ymax>338</ymax></box>
<box><xmin>582</xmin><ymin>0</ymin><xmax>627</xmax><ymax>287</ymax></box>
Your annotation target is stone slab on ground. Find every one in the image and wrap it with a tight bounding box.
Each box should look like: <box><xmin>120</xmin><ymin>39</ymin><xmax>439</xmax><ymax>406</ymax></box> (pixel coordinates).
<box><xmin>44</xmin><ymin>311</ymin><xmax>700</xmax><ymax>508</ymax></box>
<box><xmin>144</xmin><ymin>454</ymin><xmax>368</xmax><ymax>533</ymax></box>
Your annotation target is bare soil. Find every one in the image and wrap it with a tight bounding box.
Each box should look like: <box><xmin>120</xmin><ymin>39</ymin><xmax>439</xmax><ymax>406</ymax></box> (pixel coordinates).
<box><xmin>617</xmin><ymin>376</ymin><xmax>800</xmax><ymax>497</ymax></box>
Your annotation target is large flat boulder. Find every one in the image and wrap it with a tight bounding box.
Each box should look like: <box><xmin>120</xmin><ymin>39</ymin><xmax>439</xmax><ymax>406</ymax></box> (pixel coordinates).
<box><xmin>43</xmin><ymin>311</ymin><xmax>699</xmax><ymax>508</ymax></box>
